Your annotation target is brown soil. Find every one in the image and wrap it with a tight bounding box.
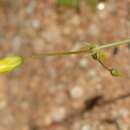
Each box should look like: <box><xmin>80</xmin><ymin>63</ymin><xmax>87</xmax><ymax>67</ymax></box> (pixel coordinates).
<box><xmin>0</xmin><ymin>0</ymin><xmax>130</xmax><ymax>130</ymax></box>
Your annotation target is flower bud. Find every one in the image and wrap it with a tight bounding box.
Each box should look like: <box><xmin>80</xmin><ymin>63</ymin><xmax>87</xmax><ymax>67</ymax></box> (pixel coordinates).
<box><xmin>110</xmin><ymin>68</ymin><xmax>122</xmax><ymax>77</ymax></box>
<box><xmin>92</xmin><ymin>50</ymin><xmax>107</xmax><ymax>62</ymax></box>
<box><xmin>0</xmin><ymin>55</ymin><xmax>23</xmax><ymax>73</ymax></box>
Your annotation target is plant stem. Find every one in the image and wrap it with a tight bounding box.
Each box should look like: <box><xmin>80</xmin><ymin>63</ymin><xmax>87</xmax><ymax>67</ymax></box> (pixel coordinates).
<box><xmin>98</xmin><ymin>60</ymin><xmax>111</xmax><ymax>71</ymax></box>
<box><xmin>97</xmin><ymin>38</ymin><xmax>130</xmax><ymax>50</ymax></box>
<box><xmin>32</xmin><ymin>38</ymin><xmax>130</xmax><ymax>58</ymax></box>
<box><xmin>32</xmin><ymin>49</ymin><xmax>92</xmax><ymax>58</ymax></box>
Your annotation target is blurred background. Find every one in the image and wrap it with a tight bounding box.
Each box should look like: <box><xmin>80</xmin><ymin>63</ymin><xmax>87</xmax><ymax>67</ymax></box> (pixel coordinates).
<box><xmin>0</xmin><ymin>0</ymin><xmax>130</xmax><ymax>130</ymax></box>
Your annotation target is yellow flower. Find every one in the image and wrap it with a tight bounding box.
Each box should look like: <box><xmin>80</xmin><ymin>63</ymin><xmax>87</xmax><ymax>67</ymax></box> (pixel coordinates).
<box><xmin>0</xmin><ymin>55</ymin><xmax>23</xmax><ymax>73</ymax></box>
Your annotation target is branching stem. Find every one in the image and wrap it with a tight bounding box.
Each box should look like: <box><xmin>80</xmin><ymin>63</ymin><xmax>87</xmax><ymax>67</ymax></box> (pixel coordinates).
<box><xmin>32</xmin><ymin>38</ymin><xmax>130</xmax><ymax>58</ymax></box>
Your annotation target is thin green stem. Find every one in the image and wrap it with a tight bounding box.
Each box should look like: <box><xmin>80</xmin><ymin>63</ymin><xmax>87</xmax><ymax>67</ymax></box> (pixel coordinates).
<box><xmin>97</xmin><ymin>38</ymin><xmax>130</xmax><ymax>50</ymax></box>
<box><xmin>32</xmin><ymin>49</ymin><xmax>93</xmax><ymax>58</ymax></box>
<box><xmin>32</xmin><ymin>38</ymin><xmax>130</xmax><ymax>58</ymax></box>
<box><xmin>98</xmin><ymin>60</ymin><xmax>111</xmax><ymax>71</ymax></box>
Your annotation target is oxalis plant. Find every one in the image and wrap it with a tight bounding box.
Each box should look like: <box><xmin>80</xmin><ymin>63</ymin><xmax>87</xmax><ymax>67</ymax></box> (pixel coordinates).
<box><xmin>1</xmin><ymin>39</ymin><xmax>130</xmax><ymax>77</ymax></box>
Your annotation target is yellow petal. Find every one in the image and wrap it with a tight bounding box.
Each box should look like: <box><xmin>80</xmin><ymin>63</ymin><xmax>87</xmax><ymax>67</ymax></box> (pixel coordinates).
<box><xmin>0</xmin><ymin>55</ymin><xmax>23</xmax><ymax>73</ymax></box>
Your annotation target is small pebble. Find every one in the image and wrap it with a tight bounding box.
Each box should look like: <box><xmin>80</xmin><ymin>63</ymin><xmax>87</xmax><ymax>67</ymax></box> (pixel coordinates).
<box><xmin>51</xmin><ymin>107</ymin><xmax>66</xmax><ymax>122</ymax></box>
<box><xmin>79</xmin><ymin>58</ymin><xmax>88</xmax><ymax>68</ymax></box>
<box><xmin>97</xmin><ymin>2</ymin><xmax>105</xmax><ymax>11</ymax></box>
<box><xmin>69</xmin><ymin>86</ymin><xmax>83</xmax><ymax>99</ymax></box>
<box><xmin>88</xmin><ymin>24</ymin><xmax>100</xmax><ymax>37</ymax></box>
<box><xmin>81</xmin><ymin>125</ymin><xmax>91</xmax><ymax>130</ymax></box>
<box><xmin>88</xmin><ymin>70</ymin><xmax>97</xmax><ymax>79</ymax></box>
<box><xmin>119</xmin><ymin>109</ymin><xmax>129</xmax><ymax>118</ymax></box>
<box><xmin>31</xmin><ymin>19</ymin><xmax>41</xmax><ymax>29</ymax></box>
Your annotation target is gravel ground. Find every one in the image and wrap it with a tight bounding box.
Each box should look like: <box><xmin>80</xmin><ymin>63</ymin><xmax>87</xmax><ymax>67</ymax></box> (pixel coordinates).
<box><xmin>0</xmin><ymin>0</ymin><xmax>130</xmax><ymax>130</ymax></box>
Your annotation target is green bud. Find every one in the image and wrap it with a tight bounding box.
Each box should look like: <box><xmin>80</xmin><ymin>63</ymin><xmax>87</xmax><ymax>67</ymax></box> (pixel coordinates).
<box><xmin>110</xmin><ymin>68</ymin><xmax>122</xmax><ymax>77</ymax></box>
<box><xmin>92</xmin><ymin>50</ymin><xmax>107</xmax><ymax>62</ymax></box>
<box><xmin>0</xmin><ymin>55</ymin><xmax>23</xmax><ymax>73</ymax></box>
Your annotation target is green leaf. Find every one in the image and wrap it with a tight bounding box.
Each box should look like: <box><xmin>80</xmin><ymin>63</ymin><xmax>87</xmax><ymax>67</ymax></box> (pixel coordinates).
<box><xmin>86</xmin><ymin>0</ymin><xmax>97</xmax><ymax>10</ymax></box>
<box><xmin>110</xmin><ymin>68</ymin><xmax>122</xmax><ymax>77</ymax></box>
<box><xmin>0</xmin><ymin>55</ymin><xmax>23</xmax><ymax>73</ymax></box>
<box><xmin>56</xmin><ymin>0</ymin><xmax>80</xmax><ymax>9</ymax></box>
